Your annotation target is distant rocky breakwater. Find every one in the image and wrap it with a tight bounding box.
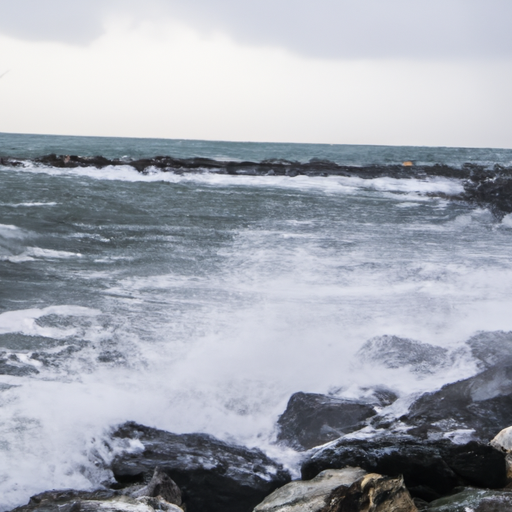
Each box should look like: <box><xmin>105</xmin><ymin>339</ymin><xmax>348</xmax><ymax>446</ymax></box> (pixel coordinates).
<box><xmin>2</xmin><ymin>153</ymin><xmax>512</xmax><ymax>218</ymax></box>
<box><xmin>9</xmin><ymin>332</ymin><xmax>512</xmax><ymax>512</ymax></box>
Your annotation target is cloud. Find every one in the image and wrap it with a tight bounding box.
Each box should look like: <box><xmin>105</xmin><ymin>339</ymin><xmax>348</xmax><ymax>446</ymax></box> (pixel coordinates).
<box><xmin>0</xmin><ymin>0</ymin><xmax>511</xmax><ymax>60</ymax></box>
<box><xmin>0</xmin><ymin>0</ymin><xmax>105</xmax><ymax>45</ymax></box>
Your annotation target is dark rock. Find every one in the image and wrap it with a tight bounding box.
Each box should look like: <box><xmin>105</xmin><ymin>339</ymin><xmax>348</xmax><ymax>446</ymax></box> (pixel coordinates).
<box><xmin>9</xmin><ymin>489</ymin><xmax>117</xmax><ymax>511</ymax></box>
<box><xmin>426</xmin><ymin>488</ymin><xmax>512</xmax><ymax>511</ymax></box>
<box><xmin>110</xmin><ymin>422</ymin><xmax>291</xmax><ymax>512</ymax></box>
<box><xmin>276</xmin><ymin>392</ymin><xmax>377</xmax><ymax>451</ymax></box>
<box><xmin>463</xmin><ymin>170</ymin><xmax>512</xmax><ymax>218</ymax></box>
<box><xmin>402</xmin><ymin>364</ymin><xmax>512</xmax><ymax>441</ymax></box>
<box><xmin>356</xmin><ymin>335</ymin><xmax>449</xmax><ymax>375</ymax></box>
<box><xmin>301</xmin><ymin>436</ymin><xmax>507</xmax><ymax>501</ymax></box>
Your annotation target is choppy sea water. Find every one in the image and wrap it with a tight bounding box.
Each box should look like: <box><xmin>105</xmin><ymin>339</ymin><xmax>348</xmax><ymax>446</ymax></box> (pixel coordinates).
<box><xmin>1</xmin><ymin>133</ymin><xmax>512</xmax><ymax>510</ymax></box>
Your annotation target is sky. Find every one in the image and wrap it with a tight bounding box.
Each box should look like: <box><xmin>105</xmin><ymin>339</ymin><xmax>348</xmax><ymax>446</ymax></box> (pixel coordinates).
<box><xmin>0</xmin><ymin>0</ymin><xmax>511</xmax><ymax>148</ymax></box>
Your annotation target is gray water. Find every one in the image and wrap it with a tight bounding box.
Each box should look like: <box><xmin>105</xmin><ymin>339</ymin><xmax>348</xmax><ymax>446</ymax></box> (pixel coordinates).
<box><xmin>1</xmin><ymin>133</ymin><xmax>512</xmax><ymax>510</ymax></box>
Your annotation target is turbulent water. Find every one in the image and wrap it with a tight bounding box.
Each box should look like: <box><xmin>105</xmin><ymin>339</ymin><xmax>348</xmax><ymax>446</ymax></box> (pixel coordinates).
<box><xmin>1</xmin><ymin>132</ymin><xmax>512</xmax><ymax>510</ymax></box>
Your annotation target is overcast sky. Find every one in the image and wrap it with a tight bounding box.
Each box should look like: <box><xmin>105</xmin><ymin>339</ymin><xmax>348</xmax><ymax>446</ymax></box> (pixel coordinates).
<box><xmin>0</xmin><ymin>0</ymin><xmax>511</xmax><ymax>147</ymax></box>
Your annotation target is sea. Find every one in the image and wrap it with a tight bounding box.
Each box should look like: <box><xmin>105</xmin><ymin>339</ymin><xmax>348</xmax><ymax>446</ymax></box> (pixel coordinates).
<box><xmin>1</xmin><ymin>132</ymin><xmax>512</xmax><ymax>510</ymax></box>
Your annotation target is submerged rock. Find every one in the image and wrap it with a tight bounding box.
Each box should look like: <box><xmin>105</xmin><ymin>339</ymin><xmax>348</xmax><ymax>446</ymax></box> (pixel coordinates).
<box><xmin>276</xmin><ymin>392</ymin><xmax>377</xmax><ymax>451</ymax></box>
<box><xmin>254</xmin><ymin>468</ymin><xmax>417</xmax><ymax>512</ymax></box>
<box><xmin>356</xmin><ymin>335</ymin><xmax>449</xmax><ymax>375</ymax></box>
<box><xmin>301</xmin><ymin>436</ymin><xmax>507</xmax><ymax>502</ymax></box>
<box><xmin>111</xmin><ymin>422</ymin><xmax>291</xmax><ymax>512</ymax></box>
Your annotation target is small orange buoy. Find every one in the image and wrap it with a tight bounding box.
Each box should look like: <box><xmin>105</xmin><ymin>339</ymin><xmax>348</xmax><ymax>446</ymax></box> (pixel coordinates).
<box><xmin>402</xmin><ymin>161</ymin><xmax>413</xmax><ymax>167</ymax></box>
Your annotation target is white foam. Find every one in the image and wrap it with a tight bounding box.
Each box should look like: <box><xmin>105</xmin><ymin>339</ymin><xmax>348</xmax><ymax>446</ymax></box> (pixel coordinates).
<box><xmin>26</xmin><ymin>247</ymin><xmax>82</xmax><ymax>259</ymax></box>
<box><xmin>11</xmin><ymin>163</ymin><xmax>464</xmax><ymax>197</ymax></box>
<box><xmin>1</xmin><ymin>202</ymin><xmax>58</xmax><ymax>207</ymax></box>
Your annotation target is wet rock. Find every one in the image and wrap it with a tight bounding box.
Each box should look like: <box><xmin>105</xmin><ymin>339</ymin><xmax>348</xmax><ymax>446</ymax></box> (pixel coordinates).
<box><xmin>111</xmin><ymin>422</ymin><xmax>291</xmax><ymax>512</ymax></box>
<box><xmin>276</xmin><ymin>392</ymin><xmax>377</xmax><ymax>451</ymax></box>
<box><xmin>426</xmin><ymin>488</ymin><xmax>512</xmax><ymax>512</ymax></box>
<box><xmin>402</xmin><ymin>364</ymin><xmax>512</xmax><ymax>441</ymax></box>
<box><xmin>8</xmin><ymin>476</ymin><xmax>183</xmax><ymax>512</ymax></box>
<box><xmin>253</xmin><ymin>468</ymin><xmax>367</xmax><ymax>512</ymax></box>
<box><xmin>356</xmin><ymin>335</ymin><xmax>449</xmax><ymax>375</ymax></box>
<box><xmin>301</xmin><ymin>436</ymin><xmax>507</xmax><ymax>502</ymax></box>
<box><xmin>254</xmin><ymin>468</ymin><xmax>417</xmax><ymax>512</ymax></box>
<box><xmin>128</xmin><ymin>467</ymin><xmax>182</xmax><ymax>506</ymax></box>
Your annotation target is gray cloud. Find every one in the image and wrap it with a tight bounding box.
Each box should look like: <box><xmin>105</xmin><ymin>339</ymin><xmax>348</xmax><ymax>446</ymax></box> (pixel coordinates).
<box><xmin>1</xmin><ymin>0</ymin><xmax>511</xmax><ymax>60</ymax></box>
<box><xmin>0</xmin><ymin>0</ymin><xmax>105</xmax><ymax>44</ymax></box>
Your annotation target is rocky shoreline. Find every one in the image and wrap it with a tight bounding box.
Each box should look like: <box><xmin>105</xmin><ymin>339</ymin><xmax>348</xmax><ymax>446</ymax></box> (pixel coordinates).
<box><xmin>2</xmin><ymin>153</ymin><xmax>512</xmax><ymax>218</ymax></box>
<box><xmin>8</xmin><ymin>332</ymin><xmax>512</xmax><ymax>512</ymax></box>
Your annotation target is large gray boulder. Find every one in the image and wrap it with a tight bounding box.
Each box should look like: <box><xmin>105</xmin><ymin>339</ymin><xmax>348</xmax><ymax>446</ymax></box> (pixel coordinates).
<box><xmin>253</xmin><ymin>468</ymin><xmax>417</xmax><ymax>512</ymax></box>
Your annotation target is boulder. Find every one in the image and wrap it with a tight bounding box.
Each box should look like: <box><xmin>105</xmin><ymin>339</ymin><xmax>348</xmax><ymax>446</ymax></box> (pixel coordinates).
<box><xmin>401</xmin><ymin>364</ymin><xmax>512</xmax><ymax>441</ymax></box>
<box><xmin>276</xmin><ymin>392</ymin><xmax>377</xmax><ymax>451</ymax></box>
<box><xmin>356</xmin><ymin>336</ymin><xmax>449</xmax><ymax>375</ymax></box>
<box><xmin>8</xmin><ymin>489</ymin><xmax>184</xmax><ymax>512</ymax></box>
<box><xmin>110</xmin><ymin>422</ymin><xmax>291</xmax><ymax>512</ymax></box>
<box><xmin>253</xmin><ymin>468</ymin><xmax>367</xmax><ymax>512</ymax></box>
<box><xmin>425</xmin><ymin>488</ymin><xmax>512</xmax><ymax>511</ymax></box>
<box><xmin>301</xmin><ymin>436</ymin><xmax>507</xmax><ymax>502</ymax></box>
<box><xmin>254</xmin><ymin>468</ymin><xmax>417</xmax><ymax>512</ymax></box>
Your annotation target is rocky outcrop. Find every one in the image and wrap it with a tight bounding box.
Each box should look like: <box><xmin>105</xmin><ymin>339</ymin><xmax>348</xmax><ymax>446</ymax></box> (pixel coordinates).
<box><xmin>110</xmin><ymin>422</ymin><xmax>291</xmax><ymax>512</ymax></box>
<box><xmin>5</xmin><ymin>153</ymin><xmax>512</xmax><ymax>216</ymax></box>
<box><xmin>301</xmin><ymin>436</ymin><xmax>507</xmax><ymax>502</ymax></box>
<box><xmin>253</xmin><ymin>468</ymin><xmax>417</xmax><ymax>512</ymax></box>
<box><xmin>400</xmin><ymin>364</ymin><xmax>512</xmax><ymax>441</ymax></box>
<box><xmin>276</xmin><ymin>392</ymin><xmax>378</xmax><ymax>451</ymax></box>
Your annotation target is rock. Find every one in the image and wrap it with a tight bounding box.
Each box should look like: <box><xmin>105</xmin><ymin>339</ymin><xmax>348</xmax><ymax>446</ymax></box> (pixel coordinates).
<box><xmin>254</xmin><ymin>468</ymin><xmax>417</xmax><ymax>512</ymax></box>
<box><xmin>426</xmin><ymin>488</ymin><xmax>512</xmax><ymax>511</ymax></box>
<box><xmin>401</xmin><ymin>364</ymin><xmax>512</xmax><ymax>441</ymax></box>
<box><xmin>327</xmin><ymin>473</ymin><xmax>418</xmax><ymax>512</ymax></box>
<box><xmin>356</xmin><ymin>336</ymin><xmax>449</xmax><ymax>375</ymax></box>
<box><xmin>464</xmin><ymin>174</ymin><xmax>512</xmax><ymax>218</ymax></box>
<box><xmin>8</xmin><ymin>476</ymin><xmax>184</xmax><ymax>512</ymax></box>
<box><xmin>129</xmin><ymin>467</ymin><xmax>182</xmax><ymax>506</ymax></box>
<box><xmin>301</xmin><ymin>436</ymin><xmax>507</xmax><ymax>502</ymax></box>
<box><xmin>276</xmin><ymin>392</ymin><xmax>377</xmax><ymax>451</ymax></box>
<box><xmin>491</xmin><ymin>426</ymin><xmax>512</xmax><ymax>452</ymax></box>
<box><xmin>253</xmin><ymin>468</ymin><xmax>367</xmax><ymax>512</ymax></box>
<box><xmin>111</xmin><ymin>422</ymin><xmax>291</xmax><ymax>512</ymax></box>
